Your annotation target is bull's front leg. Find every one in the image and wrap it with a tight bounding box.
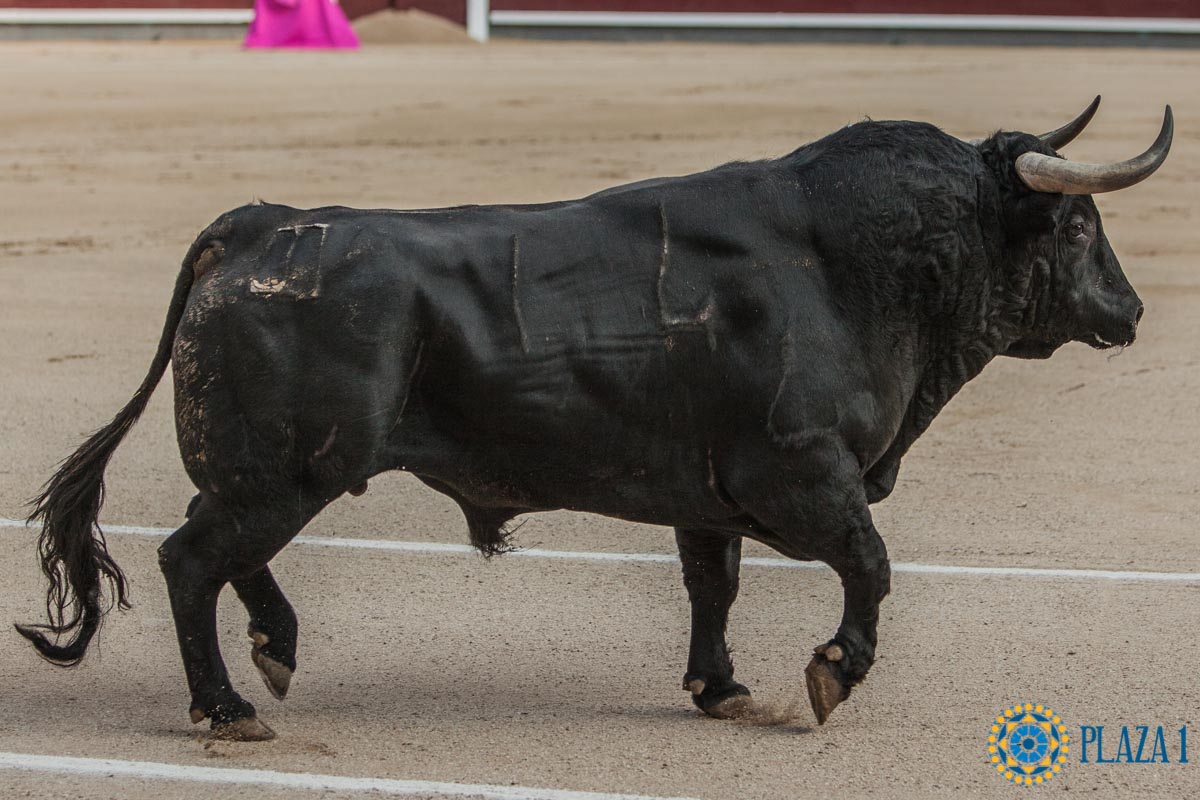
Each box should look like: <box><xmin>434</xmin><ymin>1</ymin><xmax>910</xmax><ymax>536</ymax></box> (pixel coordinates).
<box><xmin>803</xmin><ymin>518</ymin><xmax>891</xmax><ymax>724</ymax></box>
<box><xmin>674</xmin><ymin>528</ymin><xmax>753</xmax><ymax>719</ymax></box>
<box><xmin>728</xmin><ymin>439</ymin><xmax>892</xmax><ymax>725</ymax></box>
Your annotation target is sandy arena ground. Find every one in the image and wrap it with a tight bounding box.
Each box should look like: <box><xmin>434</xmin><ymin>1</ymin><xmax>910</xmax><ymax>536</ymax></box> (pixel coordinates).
<box><xmin>0</xmin><ymin>39</ymin><xmax>1197</xmax><ymax>799</ymax></box>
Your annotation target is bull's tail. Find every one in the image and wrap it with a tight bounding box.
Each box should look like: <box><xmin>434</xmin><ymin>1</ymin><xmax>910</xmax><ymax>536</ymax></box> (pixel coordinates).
<box><xmin>16</xmin><ymin>262</ymin><xmax>196</xmax><ymax>666</ymax></box>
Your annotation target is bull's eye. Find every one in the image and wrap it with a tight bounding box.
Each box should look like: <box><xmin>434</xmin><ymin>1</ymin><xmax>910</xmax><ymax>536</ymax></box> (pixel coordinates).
<box><xmin>1066</xmin><ymin>222</ymin><xmax>1086</xmax><ymax>241</ymax></box>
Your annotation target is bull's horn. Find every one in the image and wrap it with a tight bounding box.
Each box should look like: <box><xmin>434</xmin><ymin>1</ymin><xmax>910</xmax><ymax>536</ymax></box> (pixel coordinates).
<box><xmin>1038</xmin><ymin>95</ymin><xmax>1101</xmax><ymax>150</ymax></box>
<box><xmin>1015</xmin><ymin>106</ymin><xmax>1173</xmax><ymax>195</ymax></box>
<box><xmin>967</xmin><ymin>95</ymin><xmax>1100</xmax><ymax>148</ymax></box>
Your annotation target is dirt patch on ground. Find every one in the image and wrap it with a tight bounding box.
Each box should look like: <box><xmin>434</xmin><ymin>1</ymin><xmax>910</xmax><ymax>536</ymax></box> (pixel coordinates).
<box><xmin>352</xmin><ymin>9</ymin><xmax>475</xmax><ymax>45</ymax></box>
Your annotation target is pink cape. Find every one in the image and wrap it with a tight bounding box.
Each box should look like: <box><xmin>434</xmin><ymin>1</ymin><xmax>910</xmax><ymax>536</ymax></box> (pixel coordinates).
<box><xmin>244</xmin><ymin>0</ymin><xmax>360</xmax><ymax>50</ymax></box>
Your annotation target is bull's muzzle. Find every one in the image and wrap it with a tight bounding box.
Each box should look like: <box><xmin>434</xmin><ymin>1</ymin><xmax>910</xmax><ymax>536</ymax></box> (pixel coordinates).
<box><xmin>1082</xmin><ymin>299</ymin><xmax>1143</xmax><ymax>350</ymax></box>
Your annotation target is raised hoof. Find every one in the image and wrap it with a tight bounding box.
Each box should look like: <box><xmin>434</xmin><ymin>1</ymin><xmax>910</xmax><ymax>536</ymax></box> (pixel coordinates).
<box><xmin>250</xmin><ymin>643</ymin><xmax>293</xmax><ymax>701</ymax></box>
<box><xmin>209</xmin><ymin>716</ymin><xmax>276</xmax><ymax>742</ymax></box>
<box><xmin>805</xmin><ymin>651</ymin><xmax>850</xmax><ymax>725</ymax></box>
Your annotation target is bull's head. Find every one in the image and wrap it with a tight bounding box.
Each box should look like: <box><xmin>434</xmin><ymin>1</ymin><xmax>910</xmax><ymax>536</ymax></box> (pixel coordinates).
<box><xmin>983</xmin><ymin>98</ymin><xmax>1173</xmax><ymax>359</ymax></box>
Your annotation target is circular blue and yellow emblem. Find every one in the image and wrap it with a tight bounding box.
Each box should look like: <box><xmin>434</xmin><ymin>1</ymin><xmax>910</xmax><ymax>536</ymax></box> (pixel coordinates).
<box><xmin>988</xmin><ymin>703</ymin><xmax>1070</xmax><ymax>786</ymax></box>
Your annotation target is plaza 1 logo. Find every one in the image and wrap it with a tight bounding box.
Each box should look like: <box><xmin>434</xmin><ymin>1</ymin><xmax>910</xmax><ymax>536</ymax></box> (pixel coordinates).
<box><xmin>988</xmin><ymin>704</ymin><xmax>1070</xmax><ymax>786</ymax></box>
<box><xmin>988</xmin><ymin>703</ymin><xmax>1191</xmax><ymax>786</ymax></box>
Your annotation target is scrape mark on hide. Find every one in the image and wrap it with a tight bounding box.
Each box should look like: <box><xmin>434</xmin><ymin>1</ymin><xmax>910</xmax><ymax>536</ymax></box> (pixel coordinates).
<box><xmin>392</xmin><ymin>339</ymin><xmax>426</xmax><ymax>431</ymax></box>
<box><xmin>656</xmin><ymin>203</ymin><xmax>671</xmax><ymax>327</ymax></box>
<box><xmin>765</xmin><ymin>331</ymin><xmax>795</xmax><ymax>443</ymax></box>
<box><xmin>511</xmin><ymin>235</ymin><xmax>531</xmax><ymax>354</ymax></box>
<box><xmin>250</xmin><ymin>277</ymin><xmax>288</xmax><ymax>295</ymax></box>
<box><xmin>656</xmin><ymin>202</ymin><xmax>719</xmax><ymax>348</ymax></box>
<box><xmin>312</xmin><ymin>424</ymin><xmax>338</xmax><ymax>460</ymax></box>
<box><xmin>706</xmin><ymin>446</ymin><xmax>737</xmax><ymax>511</ymax></box>
<box><xmin>277</xmin><ymin>222</ymin><xmax>330</xmax><ymax>236</ymax></box>
<box><xmin>252</xmin><ymin>223</ymin><xmax>330</xmax><ymax>299</ymax></box>
<box><xmin>277</xmin><ymin>223</ymin><xmax>329</xmax><ymax>257</ymax></box>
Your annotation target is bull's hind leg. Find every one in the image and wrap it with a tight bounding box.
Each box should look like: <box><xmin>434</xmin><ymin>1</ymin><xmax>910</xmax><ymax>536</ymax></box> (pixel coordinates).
<box><xmin>674</xmin><ymin>528</ymin><xmax>752</xmax><ymax>719</ymax></box>
<box><xmin>185</xmin><ymin>493</ymin><xmax>296</xmax><ymax>701</ymax></box>
<box><xmin>728</xmin><ymin>439</ymin><xmax>892</xmax><ymax>725</ymax></box>
<box><xmin>158</xmin><ymin>495</ymin><xmax>315</xmax><ymax>740</ymax></box>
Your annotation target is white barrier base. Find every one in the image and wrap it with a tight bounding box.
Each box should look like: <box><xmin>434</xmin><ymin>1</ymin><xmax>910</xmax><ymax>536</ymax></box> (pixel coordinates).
<box><xmin>489</xmin><ymin>11</ymin><xmax>1200</xmax><ymax>36</ymax></box>
<box><xmin>0</xmin><ymin>8</ymin><xmax>251</xmax><ymax>25</ymax></box>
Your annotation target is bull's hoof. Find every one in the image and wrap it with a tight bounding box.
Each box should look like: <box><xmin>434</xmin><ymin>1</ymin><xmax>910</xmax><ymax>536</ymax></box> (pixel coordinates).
<box><xmin>248</xmin><ymin>628</ymin><xmax>293</xmax><ymax>701</ymax></box>
<box><xmin>686</xmin><ymin>677</ymin><xmax>754</xmax><ymax>720</ymax></box>
<box><xmin>706</xmin><ymin>692</ymin><xmax>756</xmax><ymax>720</ymax></box>
<box><xmin>210</xmin><ymin>716</ymin><xmax>276</xmax><ymax>742</ymax></box>
<box><xmin>251</xmin><ymin>646</ymin><xmax>293</xmax><ymax>701</ymax></box>
<box><xmin>805</xmin><ymin>643</ymin><xmax>850</xmax><ymax>725</ymax></box>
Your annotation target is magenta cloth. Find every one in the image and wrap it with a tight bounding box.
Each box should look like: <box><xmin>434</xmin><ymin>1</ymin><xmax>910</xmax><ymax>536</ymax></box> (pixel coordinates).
<box><xmin>244</xmin><ymin>0</ymin><xmax>360</xmax><ymax>49</ymax></box>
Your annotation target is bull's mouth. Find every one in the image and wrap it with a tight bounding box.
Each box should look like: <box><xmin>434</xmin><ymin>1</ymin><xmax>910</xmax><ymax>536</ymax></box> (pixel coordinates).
<box><xmin>1079</xmin><ymin>331</ymin><xmax>1135</xmax><ymax>350</ymax></box>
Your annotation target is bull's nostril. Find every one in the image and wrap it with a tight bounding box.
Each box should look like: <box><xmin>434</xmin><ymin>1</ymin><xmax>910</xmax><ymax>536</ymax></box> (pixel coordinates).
<box><xmin>1135</xmin><ymin>304</ymin><xmax>1145</xmax><ymax>323</ymax></box>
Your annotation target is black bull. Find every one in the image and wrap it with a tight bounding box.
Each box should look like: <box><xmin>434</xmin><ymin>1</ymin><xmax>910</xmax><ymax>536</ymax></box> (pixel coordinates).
<box><xmin>18</xmin><ymin>100</ymin><xmax>1173</xmax><ymax>740</ymax></box>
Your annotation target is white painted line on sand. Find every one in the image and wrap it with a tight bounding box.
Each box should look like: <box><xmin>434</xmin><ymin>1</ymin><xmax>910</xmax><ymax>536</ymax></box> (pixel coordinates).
<box><xmin>1</xmin><ymin>517</ymin><xmax>1196</xmax><ymax>584</ymax></box>
<box><xmin>0</xmin><ymin>751</ymin><xmax>698</xmax><ymax>800</ymax></box>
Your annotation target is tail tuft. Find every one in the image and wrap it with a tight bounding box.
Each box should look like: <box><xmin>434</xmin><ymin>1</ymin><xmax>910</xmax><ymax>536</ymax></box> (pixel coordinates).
<box><xmin>19</xmin><ymin>414</ymin><xmax>138</xmax><ymax>666</ymax></box>
<box><xmin>14</xmin><ymin>613</ymin><xmax>100</xmax><ymax>667</ymax></box>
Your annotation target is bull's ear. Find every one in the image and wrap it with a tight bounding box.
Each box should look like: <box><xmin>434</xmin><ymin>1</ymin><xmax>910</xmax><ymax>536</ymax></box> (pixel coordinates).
<box><xmin>1001</xmin><ymin>187</ymin><xmax>1061</xmax><ymax>238</ymax></box>
<box><xmin>978</xmin><ymin>131</ymin><xmax>1062</xmax><ymax>238</ymax></box>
